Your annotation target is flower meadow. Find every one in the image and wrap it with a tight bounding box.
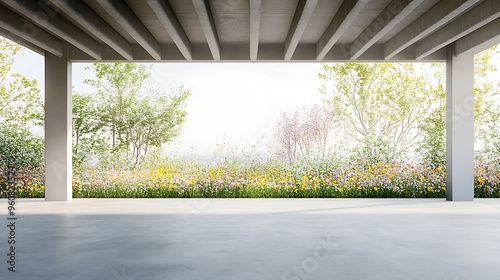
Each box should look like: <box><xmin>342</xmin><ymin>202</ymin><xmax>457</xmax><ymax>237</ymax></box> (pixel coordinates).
<box><xmin>2</xmin><ymin>158</ymin><xmax>500</xmax><ymax>198</ymax></box>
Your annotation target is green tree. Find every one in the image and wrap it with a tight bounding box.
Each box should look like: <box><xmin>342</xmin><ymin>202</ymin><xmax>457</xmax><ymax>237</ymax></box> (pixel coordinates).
<box><xmin>72</xmin><ymin>91</ymin><xmax>105</xmax><ymax>164</ymax></box>
<box><xmin>418</xmin><ymin>45</ymin><xmax>500</xmax><ymax>164</ymax></box>
<box><xmin>319</xmin><ymin>62</ymin><xmax>440</xmax><ymax>160</ymax></box>
<box><xmin>0</xmin><ymin>37</ymin><xmax>42</xmax><ymax>128</ymax></box>
<box><xmin>473</xmin><ymin>46</ymin><xmax>500</xmax><ymax>158</ymax></box>
<box><xmin>84</xmin><ymin>63</ymin><xmax>190</xmax><ymax>166</ymax></box>
<box><xmin>122</xmin><ymin>87</ymin><xmax>190</xmax><ymax>166</ymax></box>
<box><xmin>85</xmin><ymin>63</ymin><xmax>149</xmax><ymax>150</ymax></box>
<box><xmin>0</xmin><ymin>37</ymin><xmax>44</xmax><ymax>195</ymax></box>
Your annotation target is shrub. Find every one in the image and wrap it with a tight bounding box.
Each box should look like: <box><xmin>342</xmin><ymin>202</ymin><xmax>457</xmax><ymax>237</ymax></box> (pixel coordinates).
<box><xmin>0</xmin><ymin>125</ymin><xmax>44</xmax><ymax>196</ymax></box>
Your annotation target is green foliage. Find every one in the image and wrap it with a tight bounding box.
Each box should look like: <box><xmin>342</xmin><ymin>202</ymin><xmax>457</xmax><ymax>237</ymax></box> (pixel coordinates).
<box><xmin>319</xmin><ymin>62</ymin><xmax>439</xmax><ymax>154</ymax></box>
<box><xmin>418</xmin><ymin>46</ymin><xmax>500</xmax><ymax>163</ymax></box>
<box><xmin>84</xmin><ymin>63</ymin><xmax>150</xmax><ymax>151</ymax></box>
<box><xmin>0</xmin><ymin>38</ymin><xmax>43</xmax><ymax>127</ymax></box>
<box><xmin>0</xmin><ymin>124</ymin><xmax>44</xmax><ymax>196</ymax></box>
<box><xmin>318</xmin><ymin>46</ymin><xmax>500</xmax><ymax>164</ymax></box>
<box><xmin>121</xmin><ymin>87</ymin><xmax>190</xmax><ymax>166</ymax></box>
<box><xmin>474</xmin><ymin>46</ymin><xmax>500</xmax><ymax>158</ymax></box>
<box><xmin>78</xmin><ymin>63</ymin><xmax>191</xmax><ymax>167</ymax></box>
<box><xmin>0</xmin><ymin>125</ymin><xmax>43</xmax><ymax>170</ymax></box>
<box><xmin>0</xmin><ymin>37</ymin><xmax>44</xmax><ymax>196</ymax></box>
<box><xmin>72</xmin><ymin>92</ymin><xmax>105</xmax><ymax>164</ymax></box>
<box><xmin>417</xmin><ymin>106</ymin><xmax>446</xmax><ymax>166</ymax></box>
<box><xmin>319</xmin><ymin>63</ymin><xmax>389</xmax><ymax>142</ymax></box>
<box><xmin>349</xmin><ymin>136</ymin><xmax>403</xmax><ymax>165</ymax></box>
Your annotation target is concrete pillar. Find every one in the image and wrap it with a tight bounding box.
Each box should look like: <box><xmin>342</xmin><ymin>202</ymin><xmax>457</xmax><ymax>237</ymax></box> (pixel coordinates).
<box><xmin>446</xmin><ymin>45</ymin><xmax>474</xmax><ymax>201</ymax></box>
<box><xmin>45</xmin><ymin>50</ymin><xmax>72</xmax><ymax>201</ymax></box>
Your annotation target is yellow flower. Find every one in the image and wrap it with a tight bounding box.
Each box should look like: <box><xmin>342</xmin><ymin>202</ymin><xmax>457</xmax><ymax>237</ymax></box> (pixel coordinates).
<box><xmin>427</xmin><ymin>187</ymin><xmax>434</xmax><ymax>192</ymax></box>
<box><xmin>338</xmin><ymin>188</ymin><xmax>343</xmax><ymax>192</ymax></box>
<box><xmin>78</xmin><ymin>188</ymin><xmax>83</xmax><ymax>192</ymax></box>
<box><xmin>374</xmin><ymin>187</ymin><xmax>379</xmax><ymax>191</ymax></box>
<box><xmin>478</xmin><ymin>177</ymin><xmax>484</xmax><ymax>183</ymax></box>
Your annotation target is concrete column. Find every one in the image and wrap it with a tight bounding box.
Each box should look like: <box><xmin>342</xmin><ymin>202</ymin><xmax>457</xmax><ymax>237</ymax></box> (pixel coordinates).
<box><xmin>45</xmin><ymin>50</ymin><xmax>72</xmax><ymax>201</ymax></box>
<box><xmin>446</xmin><ymin>45</ymin><xmax>474</xmax><ymax>201</ymax></box>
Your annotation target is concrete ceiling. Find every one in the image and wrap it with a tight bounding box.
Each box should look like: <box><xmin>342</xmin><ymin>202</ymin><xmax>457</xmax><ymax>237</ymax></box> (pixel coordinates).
<box><xmin>1</xmin><ymin>0</ymin><xmax>500</xmax><ymax>62</ymax></box>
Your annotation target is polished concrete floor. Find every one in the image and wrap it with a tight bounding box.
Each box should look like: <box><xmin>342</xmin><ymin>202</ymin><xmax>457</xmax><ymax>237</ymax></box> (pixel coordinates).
<box><xmin>0</xmin><ymin>199</ymin><xmax>499</xmax><ymax>280</ymax></box>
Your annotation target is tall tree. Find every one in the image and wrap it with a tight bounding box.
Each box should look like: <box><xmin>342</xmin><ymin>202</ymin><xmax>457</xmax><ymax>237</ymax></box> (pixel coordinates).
<box><xmin>0</xmin><ymin>37</ymin><xmax>42</xmax><ymax>128</ymax></box>
<box><xmin>72</xmin><ymin>92</ymin><xmax>104</xmax><ymax>162</ymax></box>
<box><xmin>418</xmin><ymin>45</ymin><xmax>500</xmax><ymax>163</ymax></box>
<box><xmin>122</xmin><ymin>87</ymin><xmax>190</xmax><ymax>166</ymax></box>
<box><xmin>84</xmin><ymin>63</ymin><xmax>190</xmax><ymax>166</ymax></box>
<box><xmin>319</xmin><ymin>62</ymin><xmax>440</xmax><ymax>155</ymax></box>
<box><xmin>85</xmin><ymin>63</ymin><xmax>150</xmax><ymax>150</ymax></box>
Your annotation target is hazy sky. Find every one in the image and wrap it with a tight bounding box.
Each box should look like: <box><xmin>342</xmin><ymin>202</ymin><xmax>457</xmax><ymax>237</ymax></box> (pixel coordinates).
<box><xmin>10</xmin><ymin>46</ymin><xmax>326</xmax><ymax>156</ymax></box>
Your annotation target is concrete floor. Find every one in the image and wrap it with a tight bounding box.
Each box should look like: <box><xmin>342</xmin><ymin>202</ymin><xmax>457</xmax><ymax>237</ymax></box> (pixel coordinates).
<box><xmin>0</xmin><ymin>199</ymin><xmax>499</xmax><ymax>280</ymax></box>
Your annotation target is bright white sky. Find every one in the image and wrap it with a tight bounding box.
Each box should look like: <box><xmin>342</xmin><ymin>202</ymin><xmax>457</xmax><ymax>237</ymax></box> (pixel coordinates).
<box><xmin>10</xmin><ymin>46</ymin><xmax>326</xmax><ymax>157</ymax></box>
